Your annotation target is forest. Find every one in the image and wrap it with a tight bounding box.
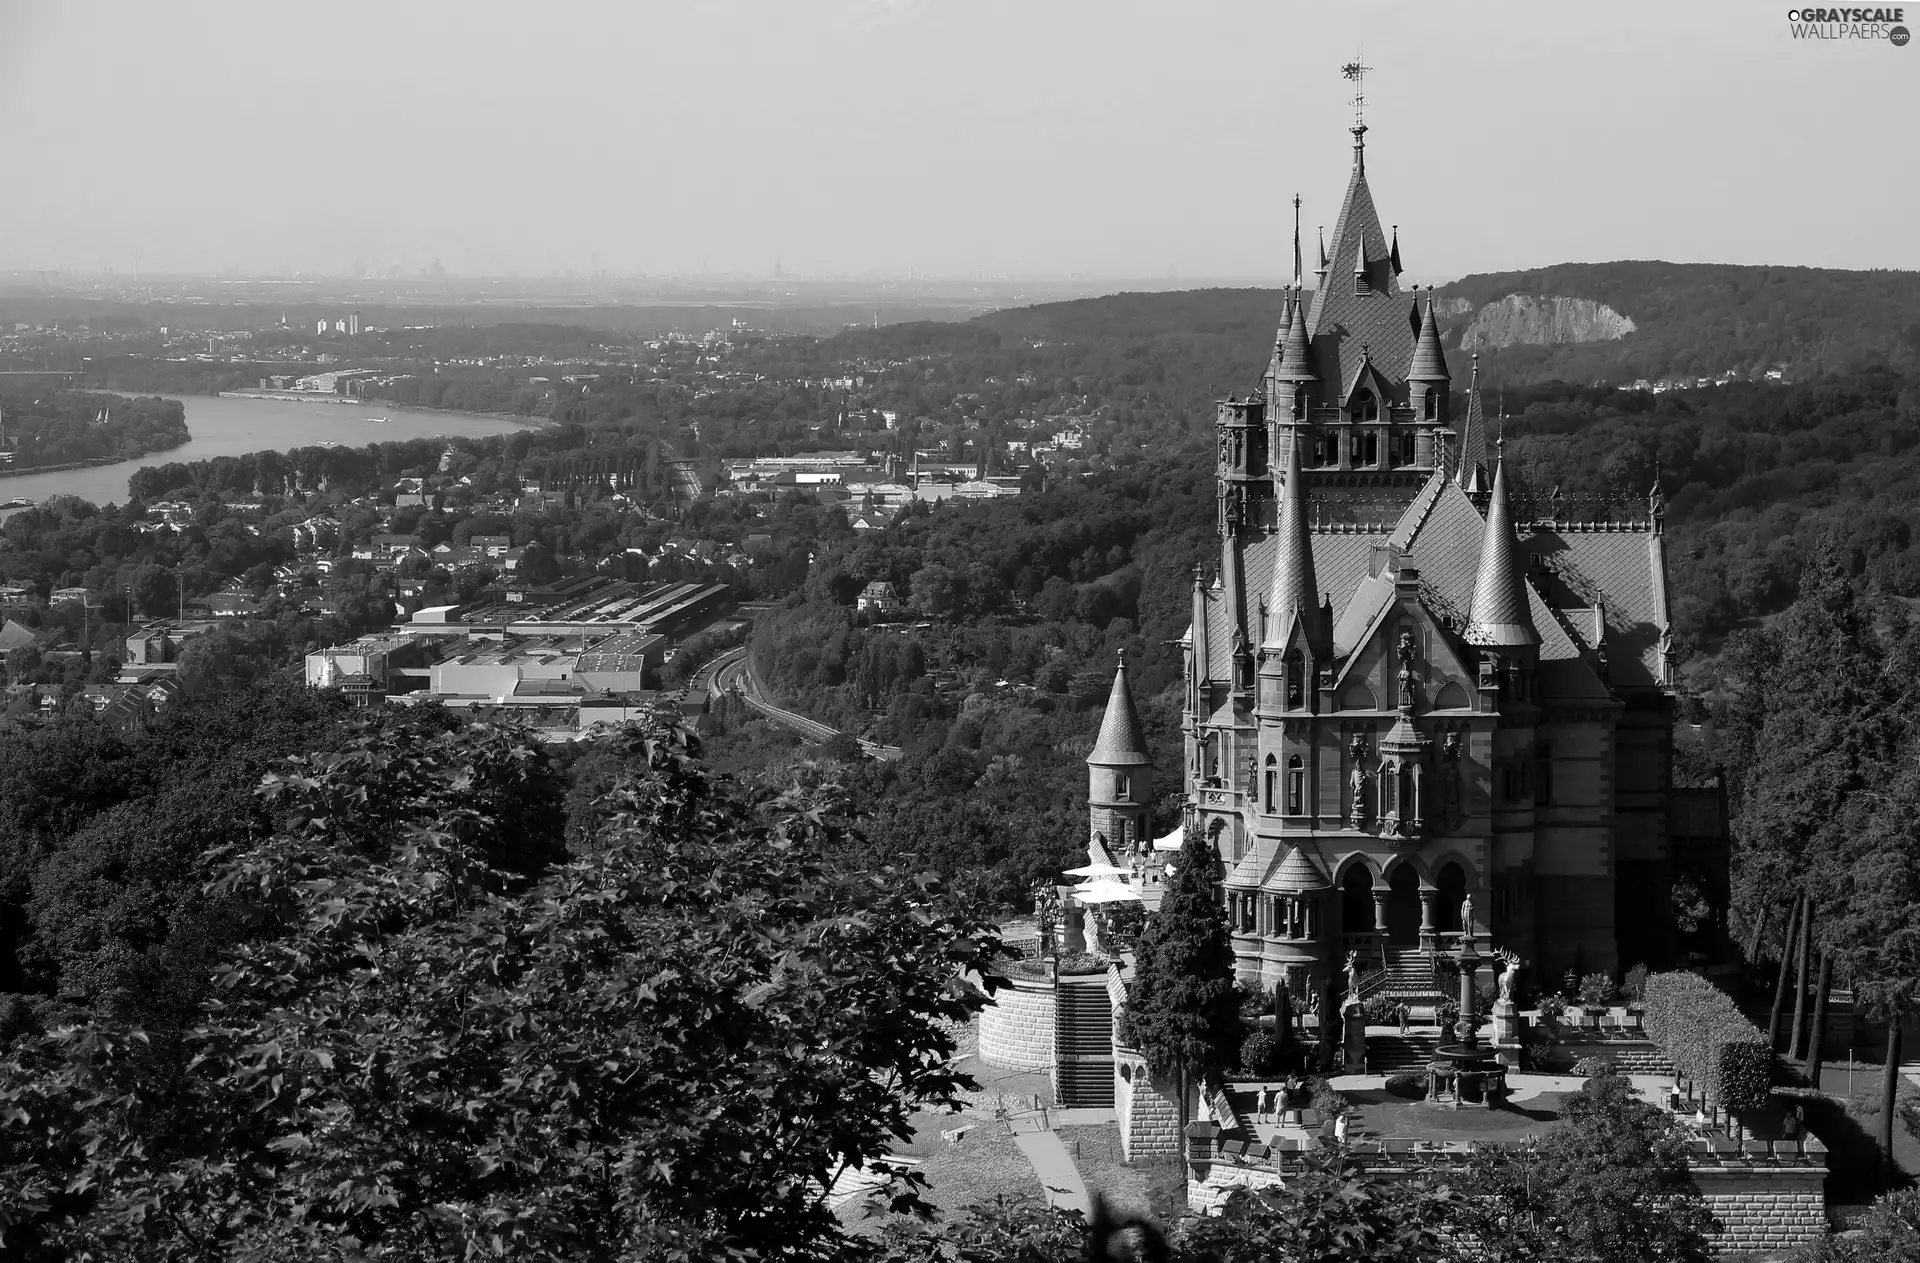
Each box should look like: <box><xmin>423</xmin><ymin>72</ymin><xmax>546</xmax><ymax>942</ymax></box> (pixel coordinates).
<box><xmin>0</xmin><ymin>389</ymin><xmax>188</xmax><ymax>472</ymax></box>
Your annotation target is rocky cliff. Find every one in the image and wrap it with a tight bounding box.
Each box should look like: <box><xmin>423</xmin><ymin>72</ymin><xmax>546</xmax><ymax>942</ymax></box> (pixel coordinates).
<box><xmin>1459</xmin><ymin>294</ymin><xmax>1636</xmax><ymax>350</ymax></box>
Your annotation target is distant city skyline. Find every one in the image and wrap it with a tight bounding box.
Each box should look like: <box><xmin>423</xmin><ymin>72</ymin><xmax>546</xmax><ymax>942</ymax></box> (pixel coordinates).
<box><xmin>2</xmin><ymin>0</ymin><xmax>1916</xmax><ymax>279</ymax></box>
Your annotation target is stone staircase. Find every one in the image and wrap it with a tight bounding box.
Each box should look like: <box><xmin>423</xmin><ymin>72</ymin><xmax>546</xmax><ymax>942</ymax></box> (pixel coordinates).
<box><xmin>1374</xmin><ymin>948</ymin><xmax>1449</xmax><ymax>1009</ymax></box>
<box><xmin>1367</xmin><ymin>1033</ymin><xmax>1441</xmax><ymax>1073</ymax></box>
<box><xmin>1052</xmin><ymin>980</ymin><xmax>1115</xmax><ymax>1107</ymax></box>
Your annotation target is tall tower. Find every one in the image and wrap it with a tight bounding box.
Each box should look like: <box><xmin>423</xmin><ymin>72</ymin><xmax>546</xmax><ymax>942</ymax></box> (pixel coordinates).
<box><xmin>1087</xmin><ymin>652</ymin><xmax>1153</xmax><ymax>862</ymax></box>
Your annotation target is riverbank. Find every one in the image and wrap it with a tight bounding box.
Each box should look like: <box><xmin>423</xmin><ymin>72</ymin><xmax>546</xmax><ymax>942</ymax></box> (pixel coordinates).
<box><xmin>217</xmin><ymin>391</ymin><xmax>555</xmax><ymax>429</ymax></box>
<box><xmin>0</xmin><ymin>446</ymin><xmax>190</xmax><ymax>480</ymax></box>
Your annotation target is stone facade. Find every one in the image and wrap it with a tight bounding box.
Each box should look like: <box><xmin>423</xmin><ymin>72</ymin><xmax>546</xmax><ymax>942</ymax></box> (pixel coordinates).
<box><xmin>1178</xmin><ymin>116</ymin><xmax>1712</xmax><ymax>996</ymax></box>
<box><xmin>1695</xmin><ymin>1165</ymin><xmax>1829</xmax><ymax>1255</ymax></box>
<box><xmin>977</xmin><ymin>974</ymin><xmax>1055</xmax><ymax>1072</ymax></box>
<box><xmin>1113</xmin><ymin>1043</ymin><xmax>1186</xmax><ymax>1164</ymax></box>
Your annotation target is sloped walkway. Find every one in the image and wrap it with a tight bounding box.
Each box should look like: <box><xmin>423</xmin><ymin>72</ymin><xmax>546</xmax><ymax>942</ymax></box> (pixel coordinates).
<box><xmin>1010</xmin><ymin>1124</ymin><xmax>1092</xmax><ymax>1216</ymax></box>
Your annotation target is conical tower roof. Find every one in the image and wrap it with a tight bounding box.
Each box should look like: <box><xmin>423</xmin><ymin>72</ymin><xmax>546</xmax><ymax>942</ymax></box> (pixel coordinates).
<box><xmin>1088</xmin><ymin>652</ymin><xmax>1152</xmax><ymax>765</ymax></box>
<box><xmin>1463</xmin><ymin>457</ymin><xmax>1539</xmax><ymax>647</ymax></box>
<box><xmin>1261</xmin><ymin>424</ymin><xmax>1319</xmax><ymax>649</ymax></box>
<box><xmin>1407</xmin><ymin>290</ymin><xmax>1449</xmax><ymax>382</ymax></box>
<box><xmin>1456</xmin><ymin>353</ymin><xmax>1488</xmax><ymax>493</ymax></box>
<box><xmin>1274</xmin><ymin>287</ymin><xmax>1316</xmax><ymax>382</ymax></box>
<box><xmin>1272</xmin><ymin>844</ymin><xmax>1331</xmax><ymax>892</ymax></box>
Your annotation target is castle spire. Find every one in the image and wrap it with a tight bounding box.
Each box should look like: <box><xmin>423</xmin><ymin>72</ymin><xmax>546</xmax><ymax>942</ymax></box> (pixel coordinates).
<box><xmin>1261</xmin><ymin>422</ymin><xmax>1320</xmax><ymax>650</ymax></box>
<box><xmin>1089</xmin><ymin>651</ymin><xmax>1152</xmax><ymax>766</ymax></box>
<box><xmin>1292</xmin><ymin>194</ymin><xmax>1304</xmax><ymax>289</ymax></box>
<box><xmin>1274</xmin><ymin>287</ymin><xmax>1316</xmax><ymax>384</ymax></box>
<box><xmin>1190</xmin><ymin>565</ymin><xmax>1210</xmax><ymax>692</ymax></box>
<box><xmin>1407</xmin><ymin>288</ymin><xmax>1448</xmax><ymax>383</ymax></box>
<box><xmin>1389</xmin><ymin>224</ymin><xmax>1403</xmax><ymax>276</ymax></box>
<box><xmin>1463</xmin><ymin>456</ymin><xmax>1539</xmax><ymax>647</ymax></box>
<box><xmin>1316</xmin><ymin>226</ymin><xmax>1328</xmax><ymax>275</ymax></box>
<box><xmin>1456</xmin><ymin>352</ymin><xmax>1489</xmax><ymax>494</ymax></box>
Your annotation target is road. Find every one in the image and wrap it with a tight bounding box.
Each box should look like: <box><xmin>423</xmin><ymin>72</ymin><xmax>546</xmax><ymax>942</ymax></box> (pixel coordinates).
<box><xmin>705</xmin><ymin>646</ymin><xmax>902</xmax><ymax>761</ymax></box>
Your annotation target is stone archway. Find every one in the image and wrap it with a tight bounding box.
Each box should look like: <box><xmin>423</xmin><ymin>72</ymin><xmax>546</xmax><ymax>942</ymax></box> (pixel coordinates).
<box><xmin>1435</xmin><ymin>860</ymin><xmax>1469</xmax><ymax>933</ymax></box>
<box><xmin>1340</xmin><ymin>863</ymin><xmax>1373</xmax><ymax>938</ymax></box>
<box><xmin>1386</xmin><ymin>864</ymin><xmax>1422</xmax><ymax>946</ymax></box>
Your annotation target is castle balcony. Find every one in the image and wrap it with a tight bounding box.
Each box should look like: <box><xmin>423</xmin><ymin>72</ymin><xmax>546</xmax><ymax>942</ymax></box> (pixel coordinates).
<box><xmin>1197</xmin><ymin>785</ymin><xmax>1243</xmax><ymax>812</ymax></box>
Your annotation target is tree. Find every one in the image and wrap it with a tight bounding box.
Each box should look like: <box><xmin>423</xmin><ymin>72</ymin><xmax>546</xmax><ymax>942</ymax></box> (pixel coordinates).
<box><xmin>907</xmin><ymin>563</ymin><xmax>957</xmax><ymax>619</ymax></box>
<box><xmin>0</xmin><ymin>718</ymin><xmax>1000</xmax><ymax>1261</ymax></box>
<box><xmin>1115</xmin><ymin>825</ymin><xmax>1238</xmax><ymax>1164</ymax></box>
<box><xmin>1462</xmin><ymin>1072</ymin><xmax>1716</xmax><ymax>1263</ymax></box>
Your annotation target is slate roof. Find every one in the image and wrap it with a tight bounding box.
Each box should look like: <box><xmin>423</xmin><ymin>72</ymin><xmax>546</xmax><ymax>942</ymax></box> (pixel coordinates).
<box><xmin>1271</xmin><ymin>843</ymin><xmax>1332</xmax><ymax>892</ymax></box>
<box><xmin>1088</xmin><ymin>657</ymin><xmax>1151</xmax><ymax>765</ymax></box>
<box><xmin>1303</xmin><ymin>142</ymin><xmax>1416</xmax><ymax>408</ymax></box>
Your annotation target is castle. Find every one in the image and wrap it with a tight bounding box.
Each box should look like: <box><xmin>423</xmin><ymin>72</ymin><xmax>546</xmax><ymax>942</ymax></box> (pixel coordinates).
<box><xmin>1087</xmin><ymin>114</ymin><xmax>1695</xmax><ymax>1002</ymax></box>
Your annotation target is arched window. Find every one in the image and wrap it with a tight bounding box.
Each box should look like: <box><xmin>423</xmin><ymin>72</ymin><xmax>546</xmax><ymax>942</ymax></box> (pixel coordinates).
<box><xmin>1284</xmin><ymin>651</ymin><xmax>1303</xmax><ymax>706</ymax></box>
<box><xmin>1423</xmin><ymin>390</ymin><xmax>1437</xmax><ymax>420</ymax></box>
<box><xmin>1114</xmin><ymin>771</ymin><xmax>1130</xmax><ymax>801</ymax></box>
<box><xmin>1379</xmin><ymin>761</ymin><xmax>1397</xmax><ymax>816</ymax></box>
<box><xmin>1354</xmin><ymin>389</ymin><xmax>1379</xmax><ymax>422</ymax></box>
<box><xmin>1286</xmin><ymin>754</ymin><xmax>1305</xmax><ymax>815</ymax></box>
<box><xmin>1293</xmin><ymin>388</ymin><xmax>1307</xmax><ymax>420</ymax></box>
<box><xmin>1263</xmin><ymin>754</ymin><xmax>1278</xmax><ymax>812</ymax></box>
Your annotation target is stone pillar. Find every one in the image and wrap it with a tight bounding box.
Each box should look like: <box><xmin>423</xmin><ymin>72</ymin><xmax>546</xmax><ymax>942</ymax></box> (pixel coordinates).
<box><xmin>1419</xmin><ymin>889</ymin><xmax>1437</xmax><ymax>954</ymax></box>
<box><xmin>1344</xmin><ymin>1000</ymin><xmax>1368</xmax><ymax>1073</ymax></box>
<box><xmin>1372</xmin><ymin>890</ymin><xmax>1389</xmax><ymax>936</ymax></box>
<box><xmin>1455</xmin><ymin>940</ymin><xmax>1481</xmax><ymax>1050</ymax></box>
<box><xmin>1492</xmin><ymin>1001</ymin><xmax>1522</xmax><ymax>1069</ymax></box>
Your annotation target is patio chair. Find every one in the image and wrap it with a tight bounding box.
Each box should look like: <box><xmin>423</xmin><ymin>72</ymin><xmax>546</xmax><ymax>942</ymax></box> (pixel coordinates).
<box><xmin>1221</xmin><ymin>1140</ymin><xmax>1247</xmax><ymax>1158</ymax></box>
<box><xmin>1382</xmin><ymin>1137</ymin><xmax>1416</xmax><ymax>1158</ymax></box>
<box><xmin>1709</xmin><ymin>1136</ymin><xmax>1740</xmax><ymax>1159</ymax></box>
<box><xmin>1272</xmin><ymin>1136</ymin><xmax>1303</xmax><ymax>1155</ymax></box>
<box><xmin>1742</xmin><ymin>1137</ymin><xmax>1772</xmax><ymax>1162</ymax></box>
<box><xmin>1685</xmin><ymin>1138</ymin><xmax>1712</xmax><ymax>1159</ymax></box>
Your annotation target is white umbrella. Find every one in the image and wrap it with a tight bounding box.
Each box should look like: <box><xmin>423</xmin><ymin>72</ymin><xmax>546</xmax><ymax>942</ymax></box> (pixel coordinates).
<box><xmin>1063</xmin><ymin>862</ymin><xmax>1132</xmax><ymax>878</ymax></box>
<box><xmin>1072</xmin><ymin>882</ymin><xmax>1143</xmax><ymax>904</ymax></box>
<box><xmin>1151</xmin><ymin>827</ymin><xmax>1184</xmax><ymax>852</ymax></box>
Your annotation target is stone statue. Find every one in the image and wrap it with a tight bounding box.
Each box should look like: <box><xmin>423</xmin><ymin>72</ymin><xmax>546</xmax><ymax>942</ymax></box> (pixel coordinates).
<box><xmin>1460</xmin><ymin>894</ymin><xmax>1475</xmax><ymax>935</ymax></box>
<box><xmin>1344</xmin><ymin>950</ymin><xmax>1362</xmax><ymax>998</ymax></box>
<box><xmin>1496</xmin><ymin>949</ymin><xmax>1521</xmax><ymax>1004</ymax></box>
<box><xmin>1349</xmin><ymin>763</ymin><xmax>1368</xmax><ymax>822</ymax></box>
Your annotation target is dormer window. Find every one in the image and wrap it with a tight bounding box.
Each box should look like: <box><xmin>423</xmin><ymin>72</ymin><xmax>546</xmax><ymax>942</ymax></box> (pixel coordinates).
<box><xmin>1354</xmin><ymin>267</ymin><xmax>1372</xmax><ymax>296</ymax></box>
<box><xmin>1284</xmin><ymin>651</ymin><xmax>1304</xmax><ymax>706</ymax></box>
<box><xmin>1354</xmin><ymin>389</ymin><xmax>1379</xmax><ymax>422</ymax></box>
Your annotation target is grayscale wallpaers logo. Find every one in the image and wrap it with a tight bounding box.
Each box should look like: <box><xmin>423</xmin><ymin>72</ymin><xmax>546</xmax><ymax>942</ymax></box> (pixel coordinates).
<box><xmin>1787</xmin><ymin>7</ymin><xmax>1910</xmax><ymax>41</ymax></box>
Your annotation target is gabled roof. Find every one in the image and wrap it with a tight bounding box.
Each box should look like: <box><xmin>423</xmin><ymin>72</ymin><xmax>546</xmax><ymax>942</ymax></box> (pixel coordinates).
<box><xmin>1088</xmin><ymin>655</ymin><xmax>1151</xmax><ymax>766</ymax></box>
<box><xmin>1303</xmin><ymin>135</ymin><xmax>1413</xmax><ymax>408</ymax></box>
<box><xmin>1339</xmin><ymin>348</ymin><xmax>1399</xmax><ymax>413</ymax></box>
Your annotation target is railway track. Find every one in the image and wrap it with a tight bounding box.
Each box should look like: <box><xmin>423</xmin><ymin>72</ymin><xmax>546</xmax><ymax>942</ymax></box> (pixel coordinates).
<box><xmin>709</xmin><ymin>647</ymin><xmax>901</xmax><ymax>760</ymax></box>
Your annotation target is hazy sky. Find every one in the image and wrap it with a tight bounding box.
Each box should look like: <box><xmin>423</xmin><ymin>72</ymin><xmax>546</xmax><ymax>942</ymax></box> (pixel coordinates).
<box><xmin>2</xmin><ymin>0</ymin><xmax>1915</xmax><ymax>280</ymax></box>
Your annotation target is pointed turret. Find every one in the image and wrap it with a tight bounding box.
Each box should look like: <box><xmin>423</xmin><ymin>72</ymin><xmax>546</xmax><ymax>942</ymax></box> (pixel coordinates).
<box><xmin>1261</xmin><ymin>424</ymin><xmax>1320</xmax><ymax>650</ymax></box>
<box><xmin>1456</xmin><ymin>353</ymin><xmax>1489</xmax><ymax>494</ymax></box>
<box><xmin>1273</xmin><ymin>287</ymin><xmax>1316</xmax><ymax>383</ymax></box>
<box><xmin>1389</xmin><ymin>224</ymin><xmax>1403</xmax><ymax>276</ymax></box>
<box><xmin>1463</xmin><ymin>456</ymin><xmax>1538</xmax><ymax>647</ymax></box>
<box><xmin>1316</xmin><ymin>226</ymin><xmax>1328</xmax><ymax>276</ymax></box>
<box><xmin>1407</xmin><ymin>290</ymin><xmax>1448</xmax><ymax>384</ymax></box>
<box><xmin>1189</xmin><ymin>564</ymin><xmax>1210</xmax><ymax>694</ymax></box>
<box><xmin>1089</xmin><ymin>652</ymin><xmax>1152</xmax><ymax>766</ymax></box>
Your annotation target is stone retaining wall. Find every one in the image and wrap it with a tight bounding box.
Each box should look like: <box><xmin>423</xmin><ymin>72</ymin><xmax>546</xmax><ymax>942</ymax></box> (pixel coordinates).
<box><xmin>1114</xmin><ymin>1043</ymin><xmax>1184</xmax><ymax>1164</ymax></box>
<box><xmin>977</xmin><ymin>974</ymin><xmax>1055</xmax><ymax>1071</ymax></box>
<box><xmin>1695</xmin><ymin>1165</ymin><xmax>1828</xmax><ymax>1255</ymax></box>
<box><xmin>1188</xmin><ymin>1154</ymin><xmax>1829</xmax><ymax>1255</ymax></box>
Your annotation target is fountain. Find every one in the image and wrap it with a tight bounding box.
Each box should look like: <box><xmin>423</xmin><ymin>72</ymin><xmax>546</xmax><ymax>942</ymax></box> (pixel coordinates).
<box><xmin>1428</xmin><ymin>933</ymin><xmax>1506</xmax><ymax>1108</ymax></box>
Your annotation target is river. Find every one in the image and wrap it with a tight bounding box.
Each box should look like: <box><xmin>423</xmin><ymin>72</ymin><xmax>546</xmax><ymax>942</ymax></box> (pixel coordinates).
<box><xmin>0</xmin><ymin>393</ymin><xmax>538</xmax><ymax>510</ymax></box>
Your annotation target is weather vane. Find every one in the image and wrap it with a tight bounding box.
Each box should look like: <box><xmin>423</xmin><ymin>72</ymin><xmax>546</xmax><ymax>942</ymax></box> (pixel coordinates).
<box><xmin>1341</xmin><ymin>55</ymin><xmax>1371</xmax><ymax>131</ymax></box>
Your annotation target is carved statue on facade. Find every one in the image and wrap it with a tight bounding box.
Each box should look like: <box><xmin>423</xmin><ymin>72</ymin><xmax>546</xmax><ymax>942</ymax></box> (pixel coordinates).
<box><xmin>1349</xmin><ymin>763</ymin><xmax>1369</xmax><ymax>823</ymax></box>
<box><xmin>1495</xmin><ymin>948</ymin><xmax>1522</xmax><ymax>1004</ymax></box>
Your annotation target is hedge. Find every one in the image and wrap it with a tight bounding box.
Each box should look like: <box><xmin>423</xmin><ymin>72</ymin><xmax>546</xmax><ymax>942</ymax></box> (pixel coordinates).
<box><xmin>1642</xmin><ymin>971</ymin><xmax>1773</xmax><ymax>1109</ymax></box>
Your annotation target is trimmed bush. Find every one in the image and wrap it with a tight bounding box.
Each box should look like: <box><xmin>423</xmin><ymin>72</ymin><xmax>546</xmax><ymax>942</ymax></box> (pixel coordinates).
<box><xmin>1622</xmin><ymin>962</ymin><xmax>1649</xmax><ymax>1005</ymax></box>
<box><xmin>1385</xmin><ymin>1071</ymin><xmax>1425</xmax><ymax>1099</ymax></box>
<box><xmin>1578</xmin><ymin>972</ymin><xmax>1615</xmax><ymax>1007</ymax></box>
<box><xmin>1359</xmin><ymin>993</ymin><xmax>1401</xmax><ymax>1026</ymax></box>
<box><xmin>1643</xmin><ymin>971</ymin><xmax>1773</xmax><ymax>1108</ymax></box>
<box><xmin>1241</xmin><ymin>1029</ymin><xmax>1279</xmax><ymax>1078</ymax></box>
<box><xmin>1305</xmin><ymin>1076</ymin><xmax>1347</xmax><ymax>1120</ymax></box>
<box><xmin>1716</xmin><ymin>1040</ymin><xmax>1774</xmax><ymax>1111</ymax></box>
<box><xmin>1572</xmin><ymin>1055</ymin><xmax>1618</xmax><ymax>1078</ymax></box>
